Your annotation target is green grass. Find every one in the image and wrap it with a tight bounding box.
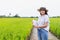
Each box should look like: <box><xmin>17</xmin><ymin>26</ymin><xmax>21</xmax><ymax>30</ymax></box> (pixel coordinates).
<box><xmin>0</xmin><ymin>18</ymin><xmax>33</xmax><ymax>40</ymax></box>
<box><xmin>50</xmin><ymin>18</ymin><xmax>60</xmax><ymax>39</ymax></box>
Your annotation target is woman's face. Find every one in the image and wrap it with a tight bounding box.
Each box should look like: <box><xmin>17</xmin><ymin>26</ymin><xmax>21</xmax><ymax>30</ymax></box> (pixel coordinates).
<box><xmin>39</xmin><ymin>10</ymin><xmax>45</xmax><ymax>15</ymax></box>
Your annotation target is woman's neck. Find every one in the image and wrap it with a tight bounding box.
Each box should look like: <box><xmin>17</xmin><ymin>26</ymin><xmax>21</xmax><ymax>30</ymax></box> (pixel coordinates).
<box><xmin>40</xmin><ymin>14</ymin><xmax>46</xmax><ymax>16</ymax></box>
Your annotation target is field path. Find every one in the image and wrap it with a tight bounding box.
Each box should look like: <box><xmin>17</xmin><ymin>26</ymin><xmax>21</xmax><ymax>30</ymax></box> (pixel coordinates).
<box><xmin>30</xmin><ymin>27</ymin><xmax>59</xmax><ymax>40</ymax></box>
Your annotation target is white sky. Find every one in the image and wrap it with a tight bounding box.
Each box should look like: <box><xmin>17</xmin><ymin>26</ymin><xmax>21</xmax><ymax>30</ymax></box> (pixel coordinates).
<box><xmin>0</xmin><ymin>0</ymin><xmax>60</xmax><ymax>17</ymax></box>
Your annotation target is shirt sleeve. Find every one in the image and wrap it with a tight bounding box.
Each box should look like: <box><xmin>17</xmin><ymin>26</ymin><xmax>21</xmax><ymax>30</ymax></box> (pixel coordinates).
<box><xmin>44</xmin><ymin>15</ymin><xmax>49</xmax><ymax>23</ymax></box>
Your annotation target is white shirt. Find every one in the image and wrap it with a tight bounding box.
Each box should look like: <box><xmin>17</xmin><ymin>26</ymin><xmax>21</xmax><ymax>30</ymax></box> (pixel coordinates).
<box><xmin>37</xmin><ymin>15</ymin><xmax>50</xmax><ymax>31</ymax></box>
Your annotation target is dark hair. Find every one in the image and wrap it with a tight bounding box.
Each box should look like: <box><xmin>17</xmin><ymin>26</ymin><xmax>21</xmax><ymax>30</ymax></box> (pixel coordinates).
<box><xmin>38</xmin><ymin>7</ymin><xmax>48</xmax><ymax>15</ymax></box>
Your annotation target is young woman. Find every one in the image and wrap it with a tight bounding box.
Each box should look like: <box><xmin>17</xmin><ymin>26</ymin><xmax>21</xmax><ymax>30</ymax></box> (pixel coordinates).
<box><xmin>33</xmin><ymin>7</ymin><xmax>50</xmax><ymax>40</ymax></box>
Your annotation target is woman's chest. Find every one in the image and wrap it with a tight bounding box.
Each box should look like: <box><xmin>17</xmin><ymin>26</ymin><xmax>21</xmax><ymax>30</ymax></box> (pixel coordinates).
<box><xmin>38</xmin><ymin>17</ymin><xmax>45</xmax><ymax>24</ymax></box>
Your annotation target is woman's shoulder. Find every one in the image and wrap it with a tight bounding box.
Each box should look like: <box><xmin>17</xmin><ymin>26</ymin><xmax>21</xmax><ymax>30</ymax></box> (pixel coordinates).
<box><xmin>44</xmin><ymin>15</ymin><xmax>49</xmax><ymax>18</ymax></box>
<box><xmin>38</xmin><ymin>15</ymin><xmax>49</xmax><ymax>18</ymax></box>
<box><xmin>44</xmin><ymin>15</ymin><xmax>49</xmax><ymax>20</ymax></box>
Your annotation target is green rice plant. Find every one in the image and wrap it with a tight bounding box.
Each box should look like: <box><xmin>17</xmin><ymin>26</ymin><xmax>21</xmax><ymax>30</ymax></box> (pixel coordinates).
<box><xmin>0</xmin><ymin>18</ymin><xmax>33</xmax><ymax>40</ymax></box>
<box><xmin>50</xmin><ymin>18</ymin><xmax>60</xmax><ymax>39</ymax></box>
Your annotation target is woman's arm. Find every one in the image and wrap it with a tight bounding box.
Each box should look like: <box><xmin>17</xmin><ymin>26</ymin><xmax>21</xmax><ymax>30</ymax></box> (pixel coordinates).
<box><xmin>34</xmin><ymin>15</ymin><xmax>49</xmax><ymax>28</ymax></box>
<box><xmin>34</xmin><ymin>22</ymin><xmax>48</xmax><ymax>28</ymax></box>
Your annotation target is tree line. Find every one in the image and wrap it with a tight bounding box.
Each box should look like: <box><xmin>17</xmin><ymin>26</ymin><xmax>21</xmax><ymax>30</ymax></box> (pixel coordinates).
<box><xmin>0</xmin><ymin>13</ymin><xmax>60</xmax><ymax>18</ymax></box>
<box><xmin>0</xmin><ymin>13</ymin><xmax>38</xmax><ymax>18</ymax></box>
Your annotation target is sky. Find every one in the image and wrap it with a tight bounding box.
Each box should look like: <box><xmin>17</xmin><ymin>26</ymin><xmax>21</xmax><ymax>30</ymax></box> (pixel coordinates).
<box><xmin>0</xmin><ymin>0</ymin><xmax>60</xmax><ymax>17</ymax></box>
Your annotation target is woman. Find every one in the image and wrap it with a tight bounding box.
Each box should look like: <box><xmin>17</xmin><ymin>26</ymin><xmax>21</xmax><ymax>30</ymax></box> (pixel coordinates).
<box><xmin>33</xmin><ymin>7</ymin><xmax>50</xmax><ymax>40</ymax></box>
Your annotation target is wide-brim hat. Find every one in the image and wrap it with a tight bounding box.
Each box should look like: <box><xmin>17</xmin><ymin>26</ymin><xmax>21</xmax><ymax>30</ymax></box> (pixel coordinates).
<box><xmin>38</xmin><ymin>7</ymin><xmax>48</xmax><ymax>12</ymax></box>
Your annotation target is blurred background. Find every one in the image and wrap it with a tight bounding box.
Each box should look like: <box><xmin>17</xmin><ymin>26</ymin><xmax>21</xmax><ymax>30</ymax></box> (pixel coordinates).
<box><xmin>0</xmin><ymin>0</ymin><xmax>60</xmax><ymax>17</ymax></box>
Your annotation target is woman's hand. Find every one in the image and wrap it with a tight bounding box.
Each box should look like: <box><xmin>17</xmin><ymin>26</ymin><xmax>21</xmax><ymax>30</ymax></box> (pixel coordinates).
<box><xmin>34</xmin><ymin>26</ymin><xmax>39</xmax><ymax>28</ymax></box>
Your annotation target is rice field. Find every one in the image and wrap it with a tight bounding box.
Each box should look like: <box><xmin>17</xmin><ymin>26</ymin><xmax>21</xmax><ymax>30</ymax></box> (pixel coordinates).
<box><xmin>0</xmin><ymin>18</ymin><xmax>33</xmax><ymax>40</ymax></box>
<box><xmin>0</xmin><ymin>18</ymin><xmax>60</xmax><ymax>40</ymax></box>
<box><xmin>50</xmin><ymin>18</ymin><xmax>60</xmax><ymax>39</ymax></box>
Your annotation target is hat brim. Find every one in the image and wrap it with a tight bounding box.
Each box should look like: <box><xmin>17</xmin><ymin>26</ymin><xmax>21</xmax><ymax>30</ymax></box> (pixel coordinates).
<box><xmin>37</xmin><ymin>9</ymin><xmax>48</xmax><ymax>12</ymax></box>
